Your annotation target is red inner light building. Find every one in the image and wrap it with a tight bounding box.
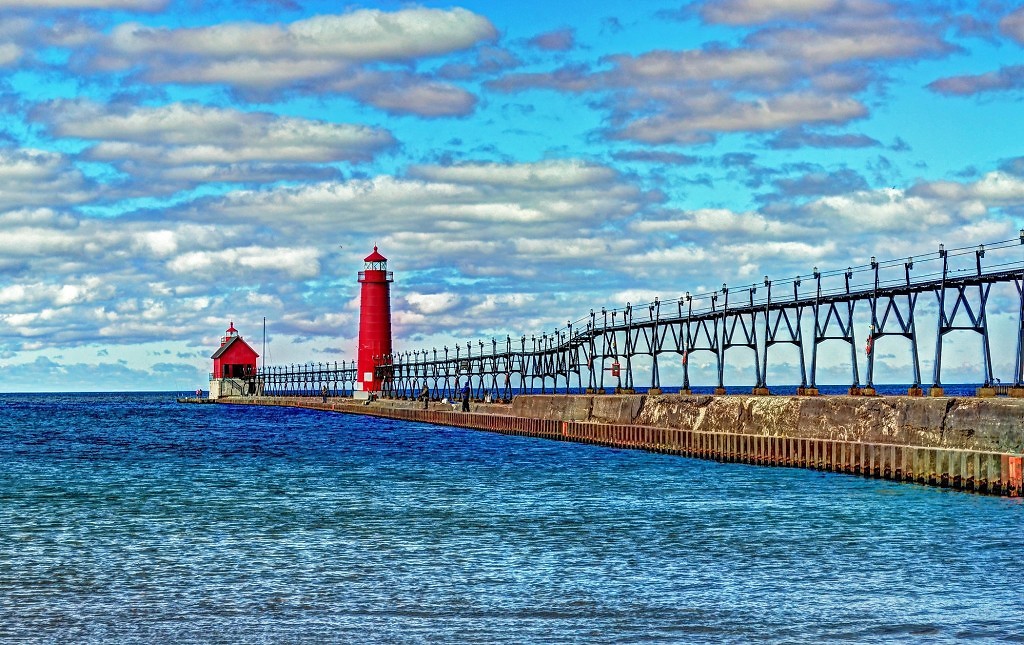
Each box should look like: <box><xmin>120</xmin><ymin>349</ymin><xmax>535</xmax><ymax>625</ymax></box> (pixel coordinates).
<box><xmin>211</xmin><ymin>321</ymin><xmax>259</xmax><ymax>379</ymax></box>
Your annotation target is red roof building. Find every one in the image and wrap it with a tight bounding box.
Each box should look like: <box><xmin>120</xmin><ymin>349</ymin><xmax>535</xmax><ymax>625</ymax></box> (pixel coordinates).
<box><xmin>211</xmin><ymin>321</ymin><xmax>259</xmax><ymax>378</ymax></box>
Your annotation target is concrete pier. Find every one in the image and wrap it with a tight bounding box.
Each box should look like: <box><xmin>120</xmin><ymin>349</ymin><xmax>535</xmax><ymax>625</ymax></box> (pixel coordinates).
<box><xmin>217</xmin><ymin>394</ymin><xmax>1024</xmax><ymax>497</ymax></box>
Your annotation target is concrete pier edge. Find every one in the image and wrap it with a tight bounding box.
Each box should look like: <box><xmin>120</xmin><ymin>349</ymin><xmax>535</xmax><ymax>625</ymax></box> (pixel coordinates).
<box><xmin>216</xmin><ymin>394</ymin><xmax>1024</xmax><ymax>497</ymax></box>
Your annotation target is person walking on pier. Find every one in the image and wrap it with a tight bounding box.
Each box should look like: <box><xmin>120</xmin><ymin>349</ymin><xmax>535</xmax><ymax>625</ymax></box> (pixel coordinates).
<box><xmin>321</xmin><ymin>385</ymin><xmax>328</xmax><ymax>403</ymax></box>
<box><xmin>461</xmin><ymin>383</ymin><xmax>471</xmax><ymax>412</ymax></box>
<box><xmin>419</xmin><ymin>384</ymin><xmax>430</xmax><ymax>409</ymax></box>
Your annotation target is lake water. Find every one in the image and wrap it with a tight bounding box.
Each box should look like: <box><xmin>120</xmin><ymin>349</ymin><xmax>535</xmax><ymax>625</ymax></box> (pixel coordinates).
<box><xmin>0</xmin><ymin>392</ymin><xmax>1021</xmax><ymax>642</ymax></box>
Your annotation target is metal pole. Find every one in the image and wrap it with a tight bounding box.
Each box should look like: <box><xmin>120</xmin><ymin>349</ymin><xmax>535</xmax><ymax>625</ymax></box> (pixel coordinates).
<box><xmin>683</xmin><ymin>294</ymin><xmax>692</xmax><ymax>393</ymax></box>
<box><xmin>810</xmin><ymin>267</ymin><xmax>820</xmax><ymax>390</ymax></box>
<box><xmin>846</xmin><ymin>267</ymin><xmax>860</xmax><ymax>390</ymax></box>
<box><xmin>932</xmin><ymin>244</ymin><xmax>948</xmax><ymax>390</ymax></box>
<box><xmin>717</xmin><ymin>285</ymin><xmax>728</xmax><ymax>391</ymax></box>
<box><xmin>794</xmin><ymin>277</ymin><xmax>807</xmax><ymax>389</ymax></box>
<box><xmin>760</xmin><ymin>277</ymin><xmax>771</xmax><ymax>389</ymax></box>
<box><xmin>866</xmin><ymin>257</ymin><xmax>878</xmax><ymax>389</ymax></box>
<box><xmin>977</xmin><ymin>245</ymin><xmax>994</xmax><ymax>387</ymax></box>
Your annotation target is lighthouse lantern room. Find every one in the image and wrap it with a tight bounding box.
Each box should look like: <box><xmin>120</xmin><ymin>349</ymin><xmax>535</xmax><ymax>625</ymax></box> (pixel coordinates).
<box><xmin>355</xmin><ymin>246</ymin><xmax>394</xmax><ymax>398</ymax></box>
<box><xmin>209</xmin><ymin>321</ymin><xmax>259</xmax><ymax>399</ymax></box>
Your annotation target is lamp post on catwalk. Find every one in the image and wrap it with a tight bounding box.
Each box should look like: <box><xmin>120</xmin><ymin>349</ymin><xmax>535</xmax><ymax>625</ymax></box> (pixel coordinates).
<box><xmin>355</xmin><ymin>246</ymin><xmax>394</xmax><ymax>400</ymax></box>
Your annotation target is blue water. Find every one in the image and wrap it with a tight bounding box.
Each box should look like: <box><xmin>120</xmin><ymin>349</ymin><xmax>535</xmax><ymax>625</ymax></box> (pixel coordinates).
<box><xmin>1</xmin><ymin>393</ymin><xmax>1021</xmax><ymax>642</ymax></box>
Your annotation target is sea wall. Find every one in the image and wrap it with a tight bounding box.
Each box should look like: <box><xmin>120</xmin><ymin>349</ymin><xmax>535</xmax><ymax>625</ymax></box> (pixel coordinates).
<box><xmin>511</xmin><ymin>394</ymin><xmax>1024</xmax><ymax>454</ymax></box>
<box><xmin>219</xmin><ymin>394</ymin><xmax>1024</xmax><ymax>496</ymax></box>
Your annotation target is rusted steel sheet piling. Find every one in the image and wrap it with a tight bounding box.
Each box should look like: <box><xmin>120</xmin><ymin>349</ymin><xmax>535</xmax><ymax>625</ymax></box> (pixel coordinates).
<box><xmin>221</xmin><ymin>395</ymin><xmax>1023</xmax><ymax>497</ymax></box>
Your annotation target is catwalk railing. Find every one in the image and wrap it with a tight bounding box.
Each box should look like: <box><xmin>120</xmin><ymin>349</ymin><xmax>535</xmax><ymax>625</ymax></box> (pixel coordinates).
<box><xmin>254</xmin><ymin>361</ymin><xmax>359</xmax><ymax>397</ymax></box>
<box><xmin>251</xmin><ymin>234</ymin><xmax>1024</xmax><ymax>401</ymax></box>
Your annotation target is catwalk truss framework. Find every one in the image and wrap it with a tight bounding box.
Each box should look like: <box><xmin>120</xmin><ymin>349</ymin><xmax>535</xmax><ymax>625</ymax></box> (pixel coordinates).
<box><xmin>254</xmin><ymin>235</ymin><xmax>1024</xmax><ymax>401</ymax></box>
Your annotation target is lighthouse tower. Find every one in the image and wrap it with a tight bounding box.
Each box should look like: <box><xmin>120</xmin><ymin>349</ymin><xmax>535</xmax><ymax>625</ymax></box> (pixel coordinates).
<box><xmin>355</xmin><ymin>246</ymin><xmax>393</xmax><ymax>398</ymax></box>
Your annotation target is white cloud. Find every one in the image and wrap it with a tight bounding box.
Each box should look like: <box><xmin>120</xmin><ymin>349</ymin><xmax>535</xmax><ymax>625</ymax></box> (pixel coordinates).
<box><xmin>755</xmin><ymin>24</ymin><xmax>952</xmax><ymax>66</ymax></box>
<box><xmin>166</xmin><ymin>246</ymin><xmax>321</xmax><ymax>279</ymax></box>
<box><xmin>146</xmin><ymin>57</ymin><xmax>348</xmax><ymax>89</ymax></box>
<box><xmin>288</xmin><ymin>9</ymin><xmax>497</xmax><ymax>59</ymax></box>
<box><xmin>37</xmin><ymin>100</ymin><xmax>396</xmax><ymax>164</ymax></box>
<box><xmin>698</xmin><ymin>0</ymin><xmax>839</xmax><ymax>25</ymax></box>
<box><xmin>0</xmin><ymin>207</ymin><xmax>77</xmax><ymax>228</ymax></box>
<box><xmin>132</xmin><ymin>230</ymin><xmax>178</xmax><ymax>257</ymax></box>
<box><xmin>0</xmin><ymin>43</ymin><xmax>22</xmax><ymax>65</ymax></box>
<box><xmin>719</xmin><ymin>239</ymin><xmax>837</xmax><ymax>265</ymax></box>
<box><xmin>916</xmin><ymin>172</ymin><xmax>1024</xmax><ymax>204</ymax></box>
<box><xmin>410</xmin><ymin>159</ymin><xmax>618</xmax><ymax>189</ymax></box>
<box><xmin>631</xmin><ymin>209</ymin><xmax>811</xmax><ymax>237</ymax></box>
<box><xmin>109</xmin><ymin>9</ymin><xmax>494</xmax><ymax>60</ymax></box>
<box><xmin>92</xmin><ymin>8</ymin><xmax>495</xmax><ymax>117</ymax></box>
<box><xmin>805</xmin><ymin>188</ymin><xmax>952</xmax><ymax>231</ymax></box>
<box><xmin>490</xmin><ymin>2</ymin><xmax>951</xmax><ymax>148</ymax></box>
<box><xmin>207</xmin><ymin>160</ymin><xmax>651</xmax><ymax>244</ymax></box>
<box><xmin>0</xmin><ymin>284</ymin><xmax>27</xmax><ymax>305</ymax></box>
<box><xmin>617</xmin><ymin>93</ymin><xmax>867</xmax><ymax>143</ymax></box>
<box><xmin>512</xmin><ymin>237</ymin><xmax>634</xmax><ymax>260</ymax></box>
<box><xmin>1001</xmin><ymin>7</ymin><xmax>1024</xmax><ymax>43</ymax></box>
<box><xmin>609</xmin><ymin>289</ymin><xmax>663</xmax><ymax>307</ymax></box>
<box><xmin>610</xmin><ymin>49</ymin><xmax>791</xmax><ymax>82</ymax></box>
<box><xmin>0</xmin><ymin>149</ymin><xmax>93</xmax><ymax>209</ymax></box>
<box><xmin>406</xmin><ymin>293</ymin><xmax>462</xmax><ymax>315</ymax></box>
<box><xmin>362</xmin><ymin>81</ymin><xmax>478</xmax><ymax>117</ymax></box>
<box><xmin>0</xmin><ymin>226</ymin><xmax>82</xmax><ymax>256</ymax></box>
<box><xmin>0</xmin><ymin>277</ymin><xmax>110</xmax><ymax>310</ymax></box>
<box><xmin>246</xmin><ymin>293</ymin><xmax>281</xmax><ymax>308</ymax></box>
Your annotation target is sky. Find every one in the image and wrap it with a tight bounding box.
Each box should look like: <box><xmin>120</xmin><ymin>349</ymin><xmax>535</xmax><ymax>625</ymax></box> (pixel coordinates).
<box><xmin>1</xmin><ymin>0</ymin><xmax>1024</xmax><ymax>392</ymax></box>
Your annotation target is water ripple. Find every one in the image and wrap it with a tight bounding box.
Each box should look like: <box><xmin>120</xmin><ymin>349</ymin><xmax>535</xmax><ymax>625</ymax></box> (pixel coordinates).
<box><xmin>0</xmin><ymin>393</ymin><xmax>1021</xmax><ymax>643</ymax></box>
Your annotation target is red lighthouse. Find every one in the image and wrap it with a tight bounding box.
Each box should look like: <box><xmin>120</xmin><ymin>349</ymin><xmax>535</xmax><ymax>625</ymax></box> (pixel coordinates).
<box><xmin>356</xmin><ymin>246</ymin><xmax>393</xmax><ymax>397</ymax></box>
